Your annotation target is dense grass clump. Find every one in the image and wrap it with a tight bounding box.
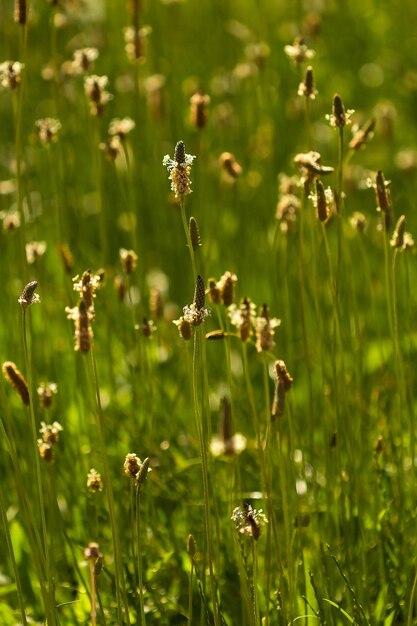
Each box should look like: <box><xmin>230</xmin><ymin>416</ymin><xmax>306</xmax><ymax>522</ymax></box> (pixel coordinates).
<box><xmin>1</xmin><ymin>0</ymin><xmax>417</xmax><ymax>624</ymax></box>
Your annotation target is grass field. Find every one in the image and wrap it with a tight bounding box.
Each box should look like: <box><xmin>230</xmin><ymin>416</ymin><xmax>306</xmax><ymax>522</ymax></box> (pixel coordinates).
<box><xmin>1</xmin><ymin>0</ymin><xmax>417</xmax><ymax>624</ymax></box>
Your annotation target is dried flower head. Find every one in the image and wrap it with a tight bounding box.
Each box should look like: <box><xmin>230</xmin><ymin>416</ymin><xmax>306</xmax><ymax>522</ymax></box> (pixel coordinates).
<box><xmin>349</xmin><ymin>118</ymin><xmax>375</xmax><ymax>150</ymax></box>
<box><xmin>0</xmin><ymin>61</ymin><xmax>24</xmax><ymax>90</ymax></box>
<box><xmin>284</xmin><ymin>37</ymin><xmax>315</xmax><ymax>65</ymax></box>
<box><xmin>190</xmin><ymin>91</ymin><xmax>210</xmax><ymax>129</ymax></box>
<box><xmin>18</xmin><ymin>281</ymin><xmax>40</xmax><ymax>308</ymax></box>
<box><xmin>119</xmin><ymin>248</ymin><xmax>138</xmax><ymax>274</ymax></box>
<box><xmin>108</xmin><ymin>117</ymin><xmax>135</xmax><ymax>140</ymax></box>
<box><xmin>275</xmin><ymin>360</ymin><xmax>293</xmax><ymax>391</ymax></box>
<box><xmin>84</xmin><ymin>75</ymin><xmax>113</xmax><ymax>116</ymax></box>
<box><xmin>26</xmin><ymin>241</ymin><xmax>47</xmax><ymax>264</ymax></box>
<box><xmin>231</xmin><ymin>503</ymin><xmax>268</xmax><ymax>540</ymax></box>
<box><xmin>219</xmin><ymin>152</ymin><xmax>242</xmax><ymax>180</ymax></box>
<box><xmin>228</xmin><ymin>297</ymin><xmax>256</xmax><ymax>342</ymax></box>
<box><xmin>35</xmin><ymin>118</ymin><xmax>61</xmax><ymax>144</ymax></box>
<box><xmin>326</xmin><ymin>94</ymin><xmax>354</xmax><ymax>128</ymax></box>
<box><xmin>72</xmin><ymin>48</ymin><xmax>99</xmax><ymax>74</ymax></box>
<box><xmin>390</xmin><ymin>215</ymin><xmax>414</xmax><ymax>250</ymax></box>
<box><xmin>298</xmin><ymin>66</ymin><xmax>317</xmax><ymax>99</ymax></box>
<box><xmin>87</xmin><ymin>468</ymin><xmax>103</xmax><ymax>493</ymax></box>
<box><xmin>187</xmin><ymin>534</ymin><xmax>196</xmax><ymax>558</ymax></box>
<box><xmin>163</xmin><ymin>141</ymin><xmax>196</xmax><ymax>198</ymax></box>
<box><xmin>37</xmin><ymin>382</ymin><xmax>58</xmax><ymax>409</ymax></box>
<box><xmin>255</xmin><ymin>304</ymin><xmax>281</xmax><ymax>353</ymax></box>
<box><xmin>2</xmin><ymin>361</ymin><xmax>29</xmax><ymax>405</ymax></box>
<box><xmin>39</xmin><ymin>421</ymin><xmax>63</xmax><ymax>444</ymax></box>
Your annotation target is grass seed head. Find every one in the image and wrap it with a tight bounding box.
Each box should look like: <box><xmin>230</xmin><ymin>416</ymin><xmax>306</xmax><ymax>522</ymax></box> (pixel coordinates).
<box><xmin>2</xmin><ymin>361</ymin><xmax>30</xmax><ymax>405</ymax></box>
<box><xmin>187</xmin><ymin>534</ymin><xmax>196</xmax><ymax>558</ymax></box>
<box><xmin>0</xmin><ymin>61</ymin><xmax>24</xmax><ymax>90</ymax></box>
<box><xmin>220</xmin><ymin>152</ymin><xmax>242</xmax><ymax>180</ymax></box>
<box><xmin>349</xmin><ymin>118</ymin><xmax>375</xmax><ymax>150</ymax></box>
<box><xmin>38</xmin><ymin>440</ymin><xmax>54</xmax><ymax>462</ymax></box>
<box><xmin>120</xmin><ymin>248</ymin><xmax>138</xmax><ymax>274</ymax></box>
<box><xmin>193</xmin><ymin>275</ymin><xmax>205</xmax><ymax>310</ymax></box>
<box><xmin>37</xmin><ymin>382</ymin><xmax>58</xmax><ymax>408</ymax></box>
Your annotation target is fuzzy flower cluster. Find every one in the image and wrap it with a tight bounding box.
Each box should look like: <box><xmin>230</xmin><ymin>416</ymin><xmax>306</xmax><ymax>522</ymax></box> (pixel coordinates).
<box><xmin>66</xmin><ymin>270</ymin><xmax>102</xmax><ymax>352</ymax></box>
<box><xmin>84</xmin><ymin>75</ymin><xmax>113</xmax><ymax>116</ymax></box>
<box><xmin>26</xmin><ymin>241</ymin><xmax>47</xmax><ymax>264</ymax></box>
<box><xmin>210</xmin><ymin>397</ymin><xmax>246</xmax><ymax>458</ymax></box>
<box><xmin>208</xmin><ymin>271</ymin><xmax>238</xmax><ymax>307</ymax></box>
<box><xmin>163</xmin><ymin>141</ymin><xmax>196</xmax><ymax>198</ymax></box>
<box><xmin>87</xmin><ymin>468</ymin><xmax>103</xmax><ymax>493</ymax></box>
<box><xmin>254</xmin><ymin>305</ymin><xmax>281</xmax><ymax>353</ymax></box>
<box><xmin>0</xmin><ymin>61</ymin><xmax>24</xmax><ymax>89</ymax></box>
<box><xmin>231</xmin><ymin>503</ymin><xmax>268</xmax><ymax>540</ymax></box>
<box><xmin>35</xmin><ymin>118</ymin><xmax>61</xmax><ymax>144</ymax></box>
<box><xmin>284</xmin><ymin>38</ymin><xmax>315</xmax><ymax>65</ymax></box>
<box><xmin>38</xmin><ymin>421</ymin><xmax>63</xmax><ymax>462</ymax></box>
<box><xmin>123</xmin><ymin>453</ymin><xmax>151</xmax><ymax>487</ymax></box>
<box><xmin>37</xmin><ymin>381</ymin><xmax>58</xmax><ymax>409</ymax></box>
<box><xmin>72</xmin><ymin>48</ymin><xmax>99</xmax><ymax>74</ymax></box>
<box><xmin>390</xmin><ymin>215</ymin><xmax>414</xmax><ymax>251</ymax></box>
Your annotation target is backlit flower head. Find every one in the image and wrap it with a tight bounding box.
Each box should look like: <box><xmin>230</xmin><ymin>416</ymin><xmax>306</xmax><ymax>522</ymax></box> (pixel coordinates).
<box><xmin>26</xmin><ymin>241</ymin><xmax>47</xmax><ymax>264</ymax></box>
<box><xmin>72</xmin><ymin>48</ymin><xmax>99</xmax><ymax>74</ymax></box>
<box><xmin>284</xmin><ymin>37</ymin><xmax>315</xmax><ymax>65</ymax></box>
<box><xmin>298</xmin><ymin>66</ymin><xmax>317</xmax><ymax>99</ymax></box>
<box><xmin>254</xmin><ymin>304</ymin><xmax>281</xmax><ymax>353</ymax></box>
<box><xmin>108</xmin><ymin>117</ymin><xmax>135</xmax><ymax>140</ymax></box>
<box><xmin>35</xmin><ymin>118</ymin><xmax>61</xmax><ymax>144</ymax></box>
<box><xmin>84</xmin><ymin>75</ymin><xmax>113</xmax><ymax>116</ymax></box>
<box><xmin>87</xmin><ymin>468</ymin><xmax>103</xmax><ymax>493</ymax></box>
<box><xmin>326</xmin><ymin>94</ymin><xmax>354</xmax><ymax>128</ymax></box>
<box><xmin>163</xmin><ymin>141</ymin><xmax>196</xmax><ymax>198</ymax></box>
<box><xmin>18</xmin><ymin>281</ymin><xmax>40</xmax><ymax>308</ymax></box>
<box><xmin>37</xmin><ymin>382</ymin><xmax>58</xmax><ymax>408</ymax></box>
<box><xmin>0</xmin><ymin>61</ymin><xmax>24</xmax><ymax>89</ymax></box>
<box><xmin>231</xmin><ymin>503</ymin><xmax>268</xmax><ymax>540</ymax></box>
<box><xmin>228</xmin><ymin>297</ymin><xmax>256</xmax><ymax>342</ymax></box>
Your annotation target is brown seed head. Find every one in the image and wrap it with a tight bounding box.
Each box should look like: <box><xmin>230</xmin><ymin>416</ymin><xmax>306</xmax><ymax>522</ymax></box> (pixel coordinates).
<box><xmin>315</xmin><ymin>179</ymin><xmax>328</xmax><ymax>222</ymax></box>
<box><xmin>84</xmin><ymin>542</ymin><xmax>102</xmax><ymax>562</ymax></box>
<box><xmin>38</xmin><ymin>440</ymin><xmax>54</xmax><ymax>462</ymax></box>
<box><xmin>207</xmin><ymin>278</ymin><xmax>222</xmax><ymax>304</ymax></box>
<box><xmin>2</xmin><ymin>361</ymin><xmax>30</xmax><ymax>405</ymax></box>
<box><xmin>205</xmin><ymin>330</ymin><xmax>225</xmax><ymax>340</ymax></box>
<box><xmin>193</xmin><ymin>275</ymin><xmax>205</xmax><ymax>310</ymax></box>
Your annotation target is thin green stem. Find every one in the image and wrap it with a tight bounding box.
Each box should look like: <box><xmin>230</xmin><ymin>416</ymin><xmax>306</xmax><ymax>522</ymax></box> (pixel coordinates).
<box><xmin>135</xmin><ymin>486</ymin><xmax>146</xmax><ymax>626</ymax></box>
<box><xmin>180</xmin><ymin>198</ymin><xmax>197</xmax><ymax>282</ymax></box>
<box><xmin>90</xmin><ymin>343</ymin><xmax>131</xmax><ymax>625</ymax></box>
<box><xmin>192</xmin><ymin>328</ymin><xmax>220</xmax><ymax>626</ymax></box>
<box><xmin>22</xmin><ymin>309</ymin><xmax>56</xmax><ymax>625</ymax></box>
<box><xmin>0</xmin><ymin>488</ymin><xmax>28</xmax><ymax>625</ymax></box>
